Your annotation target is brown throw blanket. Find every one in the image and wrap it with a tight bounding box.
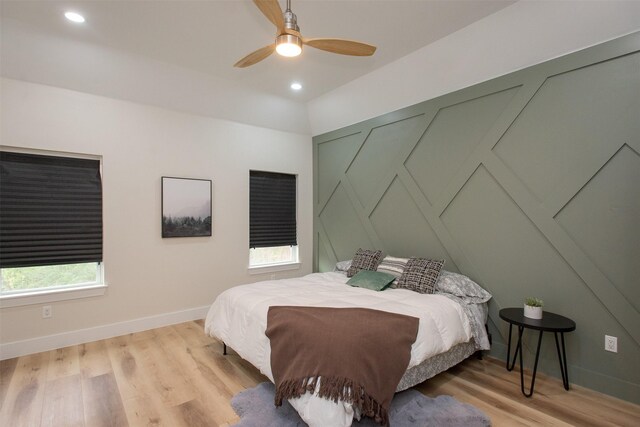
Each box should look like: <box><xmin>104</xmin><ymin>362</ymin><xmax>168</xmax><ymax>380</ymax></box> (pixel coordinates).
<box><xmin>265</xmin><ymin>306</ymin><xmax>419</xmax><ymax>426</ymax></box>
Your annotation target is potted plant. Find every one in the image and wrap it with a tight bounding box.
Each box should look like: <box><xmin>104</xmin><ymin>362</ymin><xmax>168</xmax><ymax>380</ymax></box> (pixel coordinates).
<box><xmin>524</xmin><ymin>297</ymin><xmax>543</xmax><ymax>319</ymax></box>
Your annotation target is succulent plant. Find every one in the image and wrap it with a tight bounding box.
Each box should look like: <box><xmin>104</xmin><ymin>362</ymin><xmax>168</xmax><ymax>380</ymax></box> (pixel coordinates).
<box><xmin>525</xmin><ymin>297</ymin><xmax>544</xmax><ymax>307</ymax></box>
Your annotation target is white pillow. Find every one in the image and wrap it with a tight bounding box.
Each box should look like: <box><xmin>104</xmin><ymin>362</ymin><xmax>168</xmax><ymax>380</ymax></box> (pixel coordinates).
<box><xmin>333</xmin><ymin>260</ymin><xmax>352</xmax><ymax>272</ymax></box>
<box><xmin>436</xmin><ymin>270</ymin><xmax>492</xmax><ymax>303</ymax></box>
<box><xmin>376</xmin><ymin>256</ymin><xmax>409</xmax><ymax>283</ymax></box>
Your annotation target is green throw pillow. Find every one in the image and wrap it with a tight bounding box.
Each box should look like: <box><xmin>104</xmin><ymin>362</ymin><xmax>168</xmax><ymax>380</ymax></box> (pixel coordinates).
<box><xmin>347</xmin><ymin>270</ymin><xmax>396</xmax><ymax>291</ymax></box>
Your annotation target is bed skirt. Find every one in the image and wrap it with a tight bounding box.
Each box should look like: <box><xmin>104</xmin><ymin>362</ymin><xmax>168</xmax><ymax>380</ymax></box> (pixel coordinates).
<box><xmin>396</xmin><ymin>340</ymin><xmax>476</xmax><ymax>391</ymax></box>
<box><xmin>222</xmin><ymin>338</ymin><xmax>477</xmax><ymax>393</ymax></box>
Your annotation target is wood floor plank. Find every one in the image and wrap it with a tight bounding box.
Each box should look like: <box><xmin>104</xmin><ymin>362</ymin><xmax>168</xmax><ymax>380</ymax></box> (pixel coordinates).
<box><xmin>122</xmin><ymin>395</ymin><xmax>180</xmax><ymax>427</ymax></box>
<box><xmin>82</xmin><ymin>372</ymin><xmax>128</xmax><ymax>427</ymax></box>
<box><xmin>128</xmin><ymin>334</ymin><xmax>195</xmax><ymax>407</ymax></box>
<box><xmin>157</xmin><ymin>325</ymin><xmax>239</xmax><ymax>424</ymax></box>
<box><xmin>0</xmin><ymin>357</ymin><xmax>18</xmax><ymax>411</ymax></box>
<box><xmin>128</xmin><ymin>329</ymin><xmax>158</xmax><ymax>343</ymax></box>
<box><xmin>41</xmin><ymin>374</ymin><xmax>84</xmax><ymax>427</ymax></box>
<box><xmin>79</xmin><ymin>341</ymin><xmax>112</xmax><ymax>379</ymax></box>
<box><xmin>106</xmin><ymin>335</ymin><xmax>151</xmax><ymax>402</ymax></box>
<box><xmin>173</xmin><ymin>398</ymin><xmax>223</xmax><ymax>427</ymax></box>
<box><xmin>545</xmin><ymin>379</ymin><xmax>640</xmax><ymax>426</ymax></box>
<box><xmin>229</xmin><ymin>355</ymin><xmax>270</xmax><ymax>385</ymax></box>
<box><xmin>432</xmin><ymin>371</ymin><xmax>572</xmax><ymax>426</ymax></box>
<box><xmin>172</xmin><ymin>321</ymin><xmax>255</xmax><ymax>393</ymax></box>
<box><xmin>0</xmin><ymin>352</ymin><xmax>49</xmax><ymax>426</ymax></box>
<box><xmin>107</xmin><ymin>336</ymin><xmax>176</xmax><ymax>427</ymax></box>
<box><xmin>417</xmin><ymin>372</ymin><xmax>549</xmax><ymax>426</ymax></box>
<box><xmin>47</xmin><ymin>346</ymin><xmax>80</xmax><ymax>381</ymax></box>
<box><xmin>211</xmin><ymin>343</ymin><xmax>269</xmax><ymax>387</ymax></box>
<box><xmin>452</xmin><ymin>358</ymin><xmax>635</xmax><ymax>426</ymax></box>
<box><xmin>186</xmin><ymin>323</ymin><xmax>269</xmax><ymax>388</ymax></box>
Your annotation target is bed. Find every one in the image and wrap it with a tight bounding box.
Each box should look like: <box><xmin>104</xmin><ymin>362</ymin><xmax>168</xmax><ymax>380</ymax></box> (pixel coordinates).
<box><xmin>204</xmin><ymin>266</ymin><xmax>491</xmax><ymax>427</ymax></box>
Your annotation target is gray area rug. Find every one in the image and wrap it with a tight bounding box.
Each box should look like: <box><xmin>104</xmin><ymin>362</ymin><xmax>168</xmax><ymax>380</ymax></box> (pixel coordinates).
<box><xmin>231</xmin><ymin>382</ymin><xmax>491</xmax><ymax>426</ymax></box>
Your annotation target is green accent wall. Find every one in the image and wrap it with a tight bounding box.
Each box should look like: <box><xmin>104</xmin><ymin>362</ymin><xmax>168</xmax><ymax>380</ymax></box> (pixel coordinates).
<box><xmin>312</xmin><ymin>32</ymin><xmax>640</xmax><ymax>403</ymax></box>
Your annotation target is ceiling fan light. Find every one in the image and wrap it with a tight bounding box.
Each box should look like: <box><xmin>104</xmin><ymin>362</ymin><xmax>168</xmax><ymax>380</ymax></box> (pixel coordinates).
<box><xmin>276</xmin><ymin>34</ymin><xmax>302</xmax><ymax>57</ymax></box>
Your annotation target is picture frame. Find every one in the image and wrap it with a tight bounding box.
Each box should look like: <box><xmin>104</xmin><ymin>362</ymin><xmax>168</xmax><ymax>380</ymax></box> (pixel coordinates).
<box><xmin>161</xmin><ymin>176</ymin><xmax>212</xmax><ymax>238</ymax></box>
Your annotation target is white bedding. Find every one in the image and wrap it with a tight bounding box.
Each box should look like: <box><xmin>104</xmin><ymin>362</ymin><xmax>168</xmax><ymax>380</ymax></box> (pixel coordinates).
<box><xmin>204</xmin><ymin>272</ymin><xmax>474</xmax><ymax>426</ymax></box>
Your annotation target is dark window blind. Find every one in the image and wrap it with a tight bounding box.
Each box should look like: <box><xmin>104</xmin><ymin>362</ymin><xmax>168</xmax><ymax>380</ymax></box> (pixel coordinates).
<box><xmin>250</xmin><ymin>171</ymin><xmax>297</xmax><ymax>249</ymax></box>
<box><xmin>0</xmin><ymin>151</ymin><xmax>103</xmax><ymax>268</ymax></box>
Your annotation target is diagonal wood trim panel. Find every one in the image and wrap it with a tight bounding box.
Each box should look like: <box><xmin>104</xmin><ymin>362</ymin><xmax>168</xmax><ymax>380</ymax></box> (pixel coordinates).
<box><xmin>313</xmin><ymin>32</ymin><xmax>640</xmax><ymax>404</ymax></box>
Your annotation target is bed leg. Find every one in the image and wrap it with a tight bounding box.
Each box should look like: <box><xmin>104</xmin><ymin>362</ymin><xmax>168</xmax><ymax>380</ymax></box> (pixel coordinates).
<box><xmin>476</xmin><ymin>324</ymin><xmax>490</xmax><ymax>360</ymax></box>
<box><xmin>223</xmin><ymin>343</ymin><xmax>227</xmax><ymax>355</ymax></box>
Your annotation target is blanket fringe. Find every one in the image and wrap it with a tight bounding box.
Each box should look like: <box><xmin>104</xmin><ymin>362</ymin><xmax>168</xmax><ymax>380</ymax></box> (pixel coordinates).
<box><xmin>274</xmin><ymin>376</ymin><xmax>389</xmax><ymax>426</ymax></box>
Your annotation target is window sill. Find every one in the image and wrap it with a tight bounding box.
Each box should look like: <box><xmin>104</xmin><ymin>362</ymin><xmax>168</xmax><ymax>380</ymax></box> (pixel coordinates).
<box><xmin>0</xmin><ymin>284</ymin><xmax>107</xmax><ymax>308</ymax></box>
<box><xmin>248</xmin><ymin>262</ymin><xmax>301</xmax><ymax>275</ymax></box>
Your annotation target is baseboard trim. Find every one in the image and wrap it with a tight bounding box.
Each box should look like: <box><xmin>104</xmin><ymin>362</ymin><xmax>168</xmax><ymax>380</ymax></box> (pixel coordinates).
<box><xmin>0</xmin><ymin>305</ymin><xmax>210</xmax><ymax>360</ymax></box>
<box><xmin>488</xmin><ymin>341</ymin><xmax>640</xmax><ymax>405</ymax></box>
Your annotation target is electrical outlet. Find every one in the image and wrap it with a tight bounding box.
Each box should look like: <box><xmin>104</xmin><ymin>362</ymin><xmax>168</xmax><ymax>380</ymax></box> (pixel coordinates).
<box><xmin>42</xmin><ymin>305</ymin><xmax>52</xmax><ymax>319</ymax></box>
<box><xmin>605</xmin><ymin>335</ymin><xmax>617</xmax><ymax>353</ymax></box>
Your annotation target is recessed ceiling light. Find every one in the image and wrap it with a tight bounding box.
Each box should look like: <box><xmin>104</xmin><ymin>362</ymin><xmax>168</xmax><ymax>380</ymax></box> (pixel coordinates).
<box><xmin>290</xmin><ymin>82</ymin><xmax>302</xmax><ymax>91</ymax></box>
<box><xmin>64</xmin><ymin>12</ymin><xmax>85</xmax><ymax>23</ymax></box>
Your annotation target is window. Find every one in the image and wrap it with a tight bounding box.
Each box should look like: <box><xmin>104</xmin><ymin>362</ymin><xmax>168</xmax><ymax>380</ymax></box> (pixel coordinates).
<box><xmin>249</xmin><ymin>170</ymin><xmax>298</xmax><ymax>268</ymax></box>
<box><xmin>0</xmin><ymin>150</ymin><xmax>103</xmax><ymax>303</ymax></box>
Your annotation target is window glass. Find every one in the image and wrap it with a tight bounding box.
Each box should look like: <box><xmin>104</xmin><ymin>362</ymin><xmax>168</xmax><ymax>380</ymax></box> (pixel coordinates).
<box><xmin>250</xmin><ymin>246</ymin><xmax>298</xmax><ymax>267</ymax></box>
<box><xmin>1</xmin><ymin>262</ymin><xmax>101</xmax><ymax>294</ymax></box>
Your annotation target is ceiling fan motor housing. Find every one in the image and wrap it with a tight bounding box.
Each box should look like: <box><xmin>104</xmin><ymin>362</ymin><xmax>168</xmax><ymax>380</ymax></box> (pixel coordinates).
<box><xmin>284</xmin><ymin>10</ymin><xmax>299</xmax><ymax>32</ymax></box>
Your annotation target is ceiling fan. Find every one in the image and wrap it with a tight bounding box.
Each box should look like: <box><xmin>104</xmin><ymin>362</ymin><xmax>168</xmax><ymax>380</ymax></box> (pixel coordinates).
<box><xmin>235</xmin><ymin>0</ymin><xmax>377</xmax><ymax>68</ymax></box>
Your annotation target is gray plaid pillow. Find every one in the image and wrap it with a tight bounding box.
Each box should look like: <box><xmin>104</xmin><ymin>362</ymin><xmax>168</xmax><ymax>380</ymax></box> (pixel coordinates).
<box><xmin>396</xmin><ymin>258</ymin><xmax>445</xmax><ymax>294</ymax></box>
<box><xmin>346</xmin><ymin>248</ymin><xmax>383</xmax><ymax>278</ymax></box>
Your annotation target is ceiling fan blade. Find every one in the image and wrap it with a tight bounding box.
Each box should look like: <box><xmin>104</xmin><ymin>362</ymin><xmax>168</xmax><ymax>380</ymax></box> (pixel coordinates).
<box><xmin>234</xmin><ymin>44</ymin><xmax>276</xmax><ymax>68</ymax></box>
<box><xmin>253</xmin><ymin>0</ymin><xmax>284</xmax><ymax>34</ymax></box>
<box><xmin>304</xmin><ymin>38</ymin><xmax>376</xmax><ymax>56</ymax></box>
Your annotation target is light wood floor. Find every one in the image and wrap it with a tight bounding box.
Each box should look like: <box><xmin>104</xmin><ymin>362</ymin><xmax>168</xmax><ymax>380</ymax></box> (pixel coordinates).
<box><xmin>1</xmin><ymin>320</ymin><xmax>638</xmax><ymax>426</ymax></box>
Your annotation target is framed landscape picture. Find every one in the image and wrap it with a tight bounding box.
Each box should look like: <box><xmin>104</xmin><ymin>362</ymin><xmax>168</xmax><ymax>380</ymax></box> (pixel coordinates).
<box><xmin>161</xmin><ymin>177</ymin><xmax>212</xmax><ymax>238</ymax></box>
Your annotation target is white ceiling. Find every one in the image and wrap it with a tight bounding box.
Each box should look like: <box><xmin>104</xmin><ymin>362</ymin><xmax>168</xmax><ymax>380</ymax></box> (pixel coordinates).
<box><xmin>1</xmin><ymin>0</ymin><xmax>514</xmax><ymax>103</ymax></box>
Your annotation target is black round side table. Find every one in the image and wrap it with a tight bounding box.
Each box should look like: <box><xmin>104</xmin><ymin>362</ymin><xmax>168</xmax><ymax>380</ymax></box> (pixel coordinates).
<box><xmin>499</xmin><ymin>307</ymin><xmax>576</xmax><ymax>397</ymax></box>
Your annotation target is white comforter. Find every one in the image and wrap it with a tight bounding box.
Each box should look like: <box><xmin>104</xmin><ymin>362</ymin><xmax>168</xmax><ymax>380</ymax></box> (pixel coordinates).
<box><xmin>204</xmin><ymin>272</ymin><xmax>473</xmax><ymax>426</ymax></box>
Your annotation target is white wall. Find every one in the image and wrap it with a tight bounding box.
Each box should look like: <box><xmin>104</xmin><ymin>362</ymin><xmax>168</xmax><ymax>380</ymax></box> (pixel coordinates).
<box><xmin>0</xmin><ymin>78</ymin><xmax>312</xmax><ymax>352</ymax></box>
<box><xmin>307</xmin><ymin>0</ymin><xmax>640</xmax><ymax>135</ymax></box>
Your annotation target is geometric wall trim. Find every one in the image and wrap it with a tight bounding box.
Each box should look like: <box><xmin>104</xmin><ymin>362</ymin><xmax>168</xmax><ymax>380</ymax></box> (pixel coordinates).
<box><xmin>406</xmin><ymin>87</ymin><xmax>519</xmax><ymax>205</ymax></box>
<box><xmin>347</xmin><ymin>114</ymin><xmax>425</xmax><ymax>208</ymax></box>
<box><xmin>318</xmin><ymin>182</ymin><xmax>374</xmax><ymax>262</ymax></box>
<box><xmin>313</xmin><ymin>32</ymin><xmax>640</xmax><ymax>404</ymax></box>
<box><xmin>370</xmin><ymin>177</ymin><xmax>457</xmax><ymax>268</ymax></box>
<box><xmin>317</xmin><ymin>131</ymin><xmax>363</xmax><ymax>207</ymax></box>
<box><xmin>494</xmin><ymin>52</ymin><xmax>640</xmax><ymax>203</ymax></box>
<box><xmin>556</xmin><ymin>144</ymin><xmax>640</xmax><ymax>313</ymax></box>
